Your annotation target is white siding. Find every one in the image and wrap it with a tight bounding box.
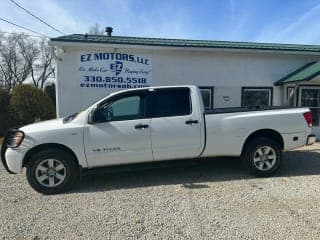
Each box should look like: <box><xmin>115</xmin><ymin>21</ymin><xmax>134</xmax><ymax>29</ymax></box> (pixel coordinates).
<box><xmin>55</xmin><ymin>45</ymin><xmax>320</xmax><ymax>117</ymax></box>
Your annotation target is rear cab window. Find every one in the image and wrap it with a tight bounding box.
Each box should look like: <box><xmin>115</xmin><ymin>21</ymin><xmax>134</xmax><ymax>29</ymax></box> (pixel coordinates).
<box><xmin>148</xmin><ymin>88</ymin><xmax>192</xmax><ymax>117</ymax></box>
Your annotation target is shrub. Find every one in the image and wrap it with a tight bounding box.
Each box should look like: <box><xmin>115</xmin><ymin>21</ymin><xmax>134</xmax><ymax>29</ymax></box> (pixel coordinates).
<box><xmin>0</xmin><ymin>88</ymin><xmax>10</xmax><ymax>136</ymax></box>
<box><xmin>9</xmin><ymin>84</ymin><xmax>56</xmax><ymax>127</ymax></box>
<box><xmin>44</xmin><ymin>83</ymin><xmax>56</xmax><ymax>107</ymax></box>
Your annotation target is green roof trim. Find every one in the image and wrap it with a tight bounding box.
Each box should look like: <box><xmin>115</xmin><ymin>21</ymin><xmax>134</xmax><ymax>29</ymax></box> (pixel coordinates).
<box><xmin>50</xmin><ymin>34</ymin><xmax>320</xmax><ymax>53</ymax></box>
<box><xmin>274</xmin><ymin>62</ymin><xmax>320</xmax><ymax>86</ymax></box>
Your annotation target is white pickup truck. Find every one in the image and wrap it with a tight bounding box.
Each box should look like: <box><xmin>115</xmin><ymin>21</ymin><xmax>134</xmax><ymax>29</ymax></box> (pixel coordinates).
<box><xmin>1</xmin><ymin>86</ymin><xmax>316</xmax><ymax>194</ymax></box>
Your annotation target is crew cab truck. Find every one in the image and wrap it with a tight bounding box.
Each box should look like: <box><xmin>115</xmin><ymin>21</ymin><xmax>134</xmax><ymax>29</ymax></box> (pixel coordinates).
<box><xmin>1</xmin><ymin>86</ymin><xmax>316</xmax><ymax>194</ymax></box>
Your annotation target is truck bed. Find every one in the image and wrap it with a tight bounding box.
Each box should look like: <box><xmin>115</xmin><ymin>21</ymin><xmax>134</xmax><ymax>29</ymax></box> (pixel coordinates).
<box><xmin>202</xmin><ymin>106</ymin><xmax>310</xmax><ymax>158</ymax></box>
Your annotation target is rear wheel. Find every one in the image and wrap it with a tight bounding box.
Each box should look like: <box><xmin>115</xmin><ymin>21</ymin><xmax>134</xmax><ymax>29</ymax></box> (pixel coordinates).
<box><xmin>26</xmin><ymin>149</ymin><xmax>79</xmax><ymax>194</ymax></box>
<box><xmin>243</xmin><ymin>137</ymin><xmax>282</xmax><ymax>177</ymax></box>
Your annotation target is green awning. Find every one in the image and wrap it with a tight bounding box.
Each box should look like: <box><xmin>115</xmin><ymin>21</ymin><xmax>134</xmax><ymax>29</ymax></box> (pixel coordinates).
<box><xmin>275</xmin><ymin>61</ymin><xmax>320</xmax><ymax>85</ymax></box>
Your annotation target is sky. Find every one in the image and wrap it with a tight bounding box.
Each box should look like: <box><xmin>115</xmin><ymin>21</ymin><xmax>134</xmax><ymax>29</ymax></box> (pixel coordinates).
<box><xmin>1</xmin><ymin>0</ymin><xmax>320</xmax><ymax>44</ymax></box>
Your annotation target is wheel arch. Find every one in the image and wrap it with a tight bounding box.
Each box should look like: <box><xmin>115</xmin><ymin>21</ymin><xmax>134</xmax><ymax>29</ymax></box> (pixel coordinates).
<box><xmin>23</xmin><ymin>143</ymin><xmax>80</xmax><ymax>168</ymax></box>
<box><xmin>241</xmin><ymin>129</ymin><xmax>284</xmax><ymax>156</ymax></box>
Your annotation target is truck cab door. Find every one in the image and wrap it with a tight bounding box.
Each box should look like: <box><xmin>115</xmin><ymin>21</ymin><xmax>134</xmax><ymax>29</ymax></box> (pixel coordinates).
<box><xmin>148</xmin><ymin>87</ymin><xmax>204</xmax><ymax>161</ymax></box>
<box><xmin>84</xmin><ymin>90</ymin><xmax>153</xmax><ymax>167</ymax></box>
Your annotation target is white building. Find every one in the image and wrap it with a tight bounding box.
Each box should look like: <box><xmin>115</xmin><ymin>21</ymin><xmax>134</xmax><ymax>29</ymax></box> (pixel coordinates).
<box><xmin>50</xmin><ymin>32</ymin><xmax>320</xmax><ymax>137</ymax></box>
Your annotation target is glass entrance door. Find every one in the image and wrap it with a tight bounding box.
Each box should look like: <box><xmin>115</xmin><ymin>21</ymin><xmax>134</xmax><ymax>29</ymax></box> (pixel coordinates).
<box><xmin>299</xmin><ymin>86</ymin><xmax>320</xmax><ymax>137</ymax></box>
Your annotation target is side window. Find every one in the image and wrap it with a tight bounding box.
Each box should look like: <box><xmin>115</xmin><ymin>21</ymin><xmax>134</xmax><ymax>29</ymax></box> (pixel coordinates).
<box><xmin>242</xmin><ymin>87</ymin><xmax>273</xmax><ymax>107</ymax></box>
<box><xmin>96</xmin><ymin>95</ymin><xmax>145</xmax><ymax>122</ymax></box>
<box><xmin>149</xmin><ymin>88</ymin><xmax>191</xmax><ymax>117</ymax></box>
<box><xmin>112</xmin><ymin>96</ymin><xmax>141</xmax><ymax>117</ymax></box>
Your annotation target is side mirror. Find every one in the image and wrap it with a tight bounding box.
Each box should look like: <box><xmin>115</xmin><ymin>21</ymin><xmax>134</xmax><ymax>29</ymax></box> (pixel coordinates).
<box><xmin>87</xmin><ymin>108</ymin><xmax>96</xmax><ymax>124</ymax></box>
<box><xmin>107</xmin><ymin>107</ymin><xmax>113</xmax><ymax>119</ymax></box>
<box><xmin>88</xmin><ymin>107</ymin><xmax>109</xmax><ymax>123</ymax></box>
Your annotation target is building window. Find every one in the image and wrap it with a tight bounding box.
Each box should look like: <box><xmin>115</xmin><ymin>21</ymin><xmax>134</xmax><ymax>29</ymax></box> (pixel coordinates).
<box><xmin>199</xmin><ymin>87</ymin><xmax>214</xmax><ymax>110</ymax></box>
<box><xmin>242</xmin><ymin>87</ymin><xmax>273</xmax><ymax>107</ymax></box>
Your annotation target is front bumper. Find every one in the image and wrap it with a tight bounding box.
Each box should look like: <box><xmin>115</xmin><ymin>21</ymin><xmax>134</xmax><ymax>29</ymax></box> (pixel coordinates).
<box><xmin>4</xmin><ymin>148</ymin><xmax>24</xmax><ymax>173</ymax></box>
<box><xmin>307</xmin><ymin>134</ymin><xmax>316</xmax><ymax>145</ymax></box>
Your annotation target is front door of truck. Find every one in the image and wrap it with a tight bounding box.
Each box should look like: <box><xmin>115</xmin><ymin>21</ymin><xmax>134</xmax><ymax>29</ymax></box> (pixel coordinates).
<box><xmin>148</xmin><ymin>88</ymin><xmax>203</xmax><ymax>161</ymax></box>
<box><xmin>84</xmin><ymin>90</ymin><xmax>152</xmax><ymax>167</ymax></box>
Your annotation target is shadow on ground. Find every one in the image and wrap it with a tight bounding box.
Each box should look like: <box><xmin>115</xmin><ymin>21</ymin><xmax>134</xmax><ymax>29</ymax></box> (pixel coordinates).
<box><xmin>70</xmin><ymin>148</ymin><xmax>320</xmax><ymax>194</ymax></box>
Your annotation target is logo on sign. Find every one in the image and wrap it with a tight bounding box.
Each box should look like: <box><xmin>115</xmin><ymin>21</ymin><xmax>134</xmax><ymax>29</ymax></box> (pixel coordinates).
<box><xmin>110</xmin><ymin>61</ymin><xmax>123</xmax><ymax>76</ymax></box>
<box><xmin>78</xmin><ymin>52</ymin><xmax>152</xmax><ymax>90</ymax></box>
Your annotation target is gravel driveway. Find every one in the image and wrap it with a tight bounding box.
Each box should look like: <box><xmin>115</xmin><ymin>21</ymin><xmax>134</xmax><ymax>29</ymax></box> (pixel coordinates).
<box><xmin>1</xmin><ymin>144</ymin><xmax>320</xmax><ymax>239</ymax></box>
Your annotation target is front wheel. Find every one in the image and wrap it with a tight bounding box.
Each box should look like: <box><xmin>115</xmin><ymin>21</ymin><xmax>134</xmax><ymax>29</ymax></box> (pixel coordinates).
<box><xmin>243</xmin><ymin>137</ymin><xmax>282</xmax><ymax>177</ymax></box>
<box><xmin>26</xmin><ymin>149</ymin><xmax>79</xmax><ymax>194</ymax></box>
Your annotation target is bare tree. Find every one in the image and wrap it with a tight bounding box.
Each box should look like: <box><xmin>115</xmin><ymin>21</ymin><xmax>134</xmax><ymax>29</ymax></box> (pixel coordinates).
<box><xmin>30</xmin><ymin>39</ymin><xmax>55</xmax><ymax>88</ymax></box>
<box><xmin>0</xmin><ymin>32</ymin><xmax>38</xmax><ymax>91</ymax></box>
<box><xmin>0</xmin><ymin>31</ymin><xmax>55</xmax><ymax>91</ymax></box>
<box><xmin>89</xmin><ymin>22</ymin><xmax>104</xmax><ymax>35</ymax></box>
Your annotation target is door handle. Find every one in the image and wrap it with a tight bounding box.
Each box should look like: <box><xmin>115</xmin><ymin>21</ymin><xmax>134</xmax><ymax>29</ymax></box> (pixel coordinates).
<box><xmin>185</xmin><ymin>119</ymin><xmax>199</xmax><ymax>125</ymax></box>
<box><xmin>135</xmin><ymin>124</ymin><xmax>149</xmax><ymax>129</ymax></box>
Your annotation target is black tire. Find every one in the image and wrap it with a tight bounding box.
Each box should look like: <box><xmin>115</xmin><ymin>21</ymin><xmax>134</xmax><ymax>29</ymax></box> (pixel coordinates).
<box><xmin>242</xmin><ymin>137</ymin><xmax>282</xmax><ymax>177</ymax></box>
<box><xmin>26</xmin><ymin>148</ymin><xmax>79</xmax><ymax>194</ymax></box>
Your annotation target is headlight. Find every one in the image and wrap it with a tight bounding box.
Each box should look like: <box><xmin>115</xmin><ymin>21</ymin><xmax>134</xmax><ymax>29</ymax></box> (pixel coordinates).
<box><xmin>7</xmin><ymin>131</ymin><xmax>25</xmax><ymax>148</ymax></box>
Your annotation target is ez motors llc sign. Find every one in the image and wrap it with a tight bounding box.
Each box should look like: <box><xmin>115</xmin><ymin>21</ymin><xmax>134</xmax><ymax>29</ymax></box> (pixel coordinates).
<box><xmin>78</xmin><ymin>52</ymin><xmax>152</xmax><ymax>90</ymax></box>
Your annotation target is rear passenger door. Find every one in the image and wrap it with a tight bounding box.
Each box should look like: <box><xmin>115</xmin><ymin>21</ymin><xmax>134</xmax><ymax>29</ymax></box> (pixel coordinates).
<box><xmin>148</xmin><ymin>88</ymin><xmax>202</xmax><ymax>161</ymax></box>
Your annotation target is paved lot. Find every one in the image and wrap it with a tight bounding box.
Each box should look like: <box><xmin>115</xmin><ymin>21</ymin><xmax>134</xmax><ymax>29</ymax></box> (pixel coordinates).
<box><xmin>1</xmin><ymin>144</ymin><xmax>320</xmax><ymax>239</ymax></box>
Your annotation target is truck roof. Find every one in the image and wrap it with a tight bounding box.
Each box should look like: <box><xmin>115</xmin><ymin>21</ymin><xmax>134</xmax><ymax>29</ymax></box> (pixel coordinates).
<box><xmin>106</xmin><ymin>85</ymin><xmax>196</xmax><ymax>97</ymax></box>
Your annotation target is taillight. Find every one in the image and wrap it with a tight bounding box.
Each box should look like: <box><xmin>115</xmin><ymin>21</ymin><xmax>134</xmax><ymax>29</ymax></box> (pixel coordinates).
<box><xmin>303</xmin><ymin>112</ymin><xmax>312</xmax><ymax>127</ymax></box>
